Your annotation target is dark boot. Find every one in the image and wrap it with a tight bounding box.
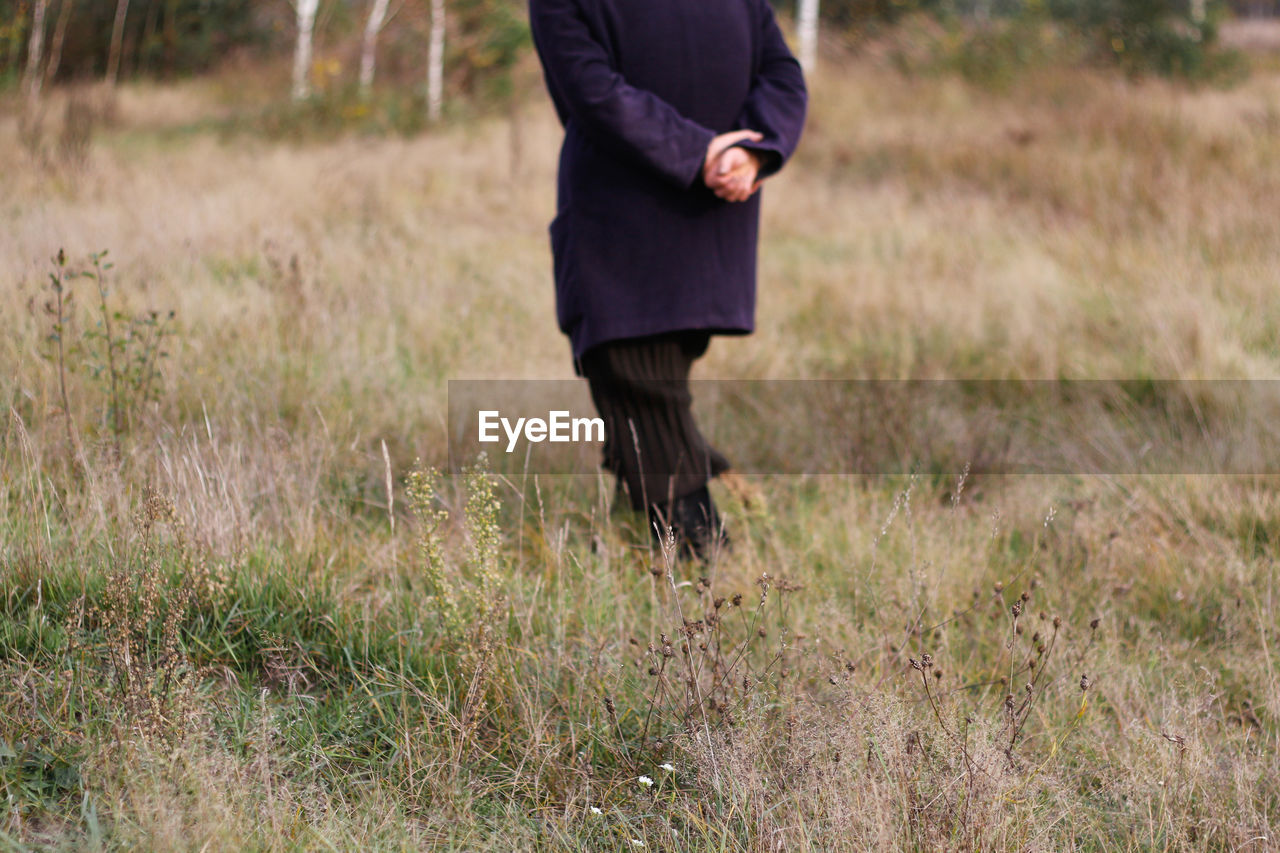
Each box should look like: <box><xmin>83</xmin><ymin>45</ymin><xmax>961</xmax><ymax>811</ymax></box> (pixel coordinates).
<box><xmin>648</xmin><ymin>486</ymin><xmax>729</xmax><ymax>562</ymax></box>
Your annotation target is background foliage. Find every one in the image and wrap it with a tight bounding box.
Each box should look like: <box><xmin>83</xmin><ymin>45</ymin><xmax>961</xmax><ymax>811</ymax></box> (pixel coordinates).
<box><xmin>0</xmin><ymin>0</ymin><xmax>1260</xmax><ymax>101</ymax></box>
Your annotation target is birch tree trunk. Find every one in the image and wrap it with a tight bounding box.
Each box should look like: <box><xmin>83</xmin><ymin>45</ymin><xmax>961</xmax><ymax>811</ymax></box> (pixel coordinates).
<box><xmin>292</xmin><ymin>0</ymin><xmax>320</xmax><ymax>101</ymax></box>
<box><xmin>359</xmin><ymin>0</ymin><xmax>392</xmax><ymax>96</ymax></box>
<box><xmin>106</xmin><ymin>0</ymin><xmax>130</xmax><ymax>85</ymax></box>
<box><xmin>427</xmin><ymin>0</ymin><xmax>444</xmax><ymax>122</ymax></box>
<box><xmin>23</xmin><ymin>0</ymin><xmax>48</xmax><ymax>101</ymax></box>
<box><xmin>797</xmin><ymin>0</ymin><xmax>818</xmax><ymax>76</ymax></box>
<box><xmin>44</xmin><ymin>0</ymin><xmax>73</xmax><ymax>86</ymax></box>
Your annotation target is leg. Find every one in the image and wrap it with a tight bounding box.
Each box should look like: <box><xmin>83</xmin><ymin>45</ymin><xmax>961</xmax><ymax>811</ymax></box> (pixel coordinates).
<box><xmin>579</xmin><ymin>332</ymin><xmax>730</xmax><ymax>558</ymax></box>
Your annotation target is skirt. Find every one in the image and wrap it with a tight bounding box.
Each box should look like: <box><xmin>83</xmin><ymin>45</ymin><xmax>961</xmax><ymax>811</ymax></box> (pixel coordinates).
<box><xmin>577</xmin><ymin>331</ymin><xmax>731</xmax><ymax>512</ymax></box>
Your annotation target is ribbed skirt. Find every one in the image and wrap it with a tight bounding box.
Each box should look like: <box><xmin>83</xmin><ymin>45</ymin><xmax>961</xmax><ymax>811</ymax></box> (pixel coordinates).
<box><xmin>578</xmin><ymin>332</ymin><xmax>731</xmax><ymax>511</ymax></box>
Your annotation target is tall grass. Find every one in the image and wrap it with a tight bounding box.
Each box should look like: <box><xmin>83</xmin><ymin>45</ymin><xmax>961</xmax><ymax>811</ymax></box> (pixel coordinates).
<box><xmin>1</xmin><ymin>49</ymin><xmax>1279</xmax><ymax>850</ymax></box>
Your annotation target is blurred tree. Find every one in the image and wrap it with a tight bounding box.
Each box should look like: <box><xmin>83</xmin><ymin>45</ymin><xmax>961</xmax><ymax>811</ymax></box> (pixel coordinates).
<box><xmin>43</xmin><ymin>0</ymin><xmax>72</xmax><ymax>85</ymax></box>
<box><xmin>22</xmin><ymin>0</ymin><xmax>44</xmax><ymax>98</ymax></box>
<box><xmin>799</xmin><ymin>0</ymin><xmax>819</xmax><ymax>72</ymax></box>
<box><xmin>359</xmin><ymin>0</ymin><xmax>391</xmax><ymax>95</ymax></box>
<box><xmin>0</xmin><ymin>0</ymin><xmax>268</xmax><ymax>82</ymax></box>
<box><xmin>449</xmin><ymin>0</ymin><xmax>528</xmax><ymax>101</ymax></box>
<box><xmin>1047</xmin><ymin>0</ymin><xmax>1231</xmax><ymax>76</ymax></box>
<box><xmin>427</xmin><ymin>0</ymin><xmax>443</xmax><ymax>120</ymax></box>
<box><xmin>105</xmin><ymin>0</ymin><xmax>127</xmax><ymax>84</ymax></box>
<box><xmin>291</xmin><ymin>0</ymin><xmax>318</xmax><ymax>100</ymax></box>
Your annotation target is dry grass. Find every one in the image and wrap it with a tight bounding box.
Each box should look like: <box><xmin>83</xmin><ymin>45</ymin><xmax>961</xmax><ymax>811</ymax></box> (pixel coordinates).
<box><xmin>1</xmin><ymin>49</ymin><xmax>1279</xmax><ymax>851</ymax></box>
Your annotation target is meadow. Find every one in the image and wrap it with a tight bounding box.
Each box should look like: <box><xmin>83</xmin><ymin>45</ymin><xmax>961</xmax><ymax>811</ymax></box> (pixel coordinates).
<box><xmin>2</xmin><ymin>31</ymin><xmax>1280</xmax><ymax>850</ymax></box>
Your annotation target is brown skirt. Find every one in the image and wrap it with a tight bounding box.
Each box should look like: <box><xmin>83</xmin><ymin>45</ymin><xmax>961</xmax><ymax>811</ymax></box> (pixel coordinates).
<box><xmin>577</xmin><ymin>331</ymin><xmax>731</xmax><ymax>511</ymax></box>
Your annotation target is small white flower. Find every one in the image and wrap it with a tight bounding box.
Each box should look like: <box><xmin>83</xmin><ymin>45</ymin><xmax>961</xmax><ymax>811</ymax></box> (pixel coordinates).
<box><xmin>660</xmin><ymin>763</ymin><xmax>675</xmax><ymax>772</ymax></box>
<box><xmin>637</xmin><ymin>775</ymin><xmax>653</xmax><ymax>788</ymax></box>
<box><xmin>630</xmin><ymin>841</ymin><xmax>645</xmax><ymax>848</ymax></box>
<box><xmin>590</xmin><ymin>806</ymin><xmax>602</xmax><ymax>815</ymax></box>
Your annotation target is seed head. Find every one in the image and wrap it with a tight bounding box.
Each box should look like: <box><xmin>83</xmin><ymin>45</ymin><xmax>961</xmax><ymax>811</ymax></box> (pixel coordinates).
<box><xmin>1080</xmin><ymin>674</ymin><xmax>1091</xmax><ymax>692</ymax></box>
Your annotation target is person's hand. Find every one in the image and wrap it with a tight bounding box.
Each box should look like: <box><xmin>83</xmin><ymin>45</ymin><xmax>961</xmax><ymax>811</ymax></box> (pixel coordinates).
<box><xmin>707</xmin><ymin>146</ymin><xmax>764</xmax><ymax>202</ymax></box>
<box><xmin>703</xmin><ymin>130</ymin><xmax>763</xmax><ymax>202</ymax></box>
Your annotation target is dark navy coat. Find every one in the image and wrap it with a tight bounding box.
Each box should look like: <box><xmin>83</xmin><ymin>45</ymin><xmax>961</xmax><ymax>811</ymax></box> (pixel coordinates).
<box><xmin>529</xmin><ymin>0</ymin><xmax>808</xmax><ymax>358</ymax></box>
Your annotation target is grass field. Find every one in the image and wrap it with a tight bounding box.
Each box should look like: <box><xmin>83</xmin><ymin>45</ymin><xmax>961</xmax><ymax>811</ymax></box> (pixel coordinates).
<box><xmin>2</xmin><ymin>36</ymin><xmax>1280</xmax><ymax>851</ymax></box>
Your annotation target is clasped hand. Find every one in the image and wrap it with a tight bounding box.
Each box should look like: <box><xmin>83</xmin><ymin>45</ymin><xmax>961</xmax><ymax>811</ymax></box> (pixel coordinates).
<box><xmin>703</xmin><ymin>130</ymin><xmax>765</xmax><ymax>203</ymax></box>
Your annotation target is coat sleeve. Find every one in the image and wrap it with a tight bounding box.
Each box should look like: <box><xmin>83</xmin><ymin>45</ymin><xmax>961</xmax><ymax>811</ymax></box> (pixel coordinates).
<box><xmin>529</xmin><ymin>0</ymin><xmax>716</xmax><ymax>189</ymax></box>
<box><xmin>733</xmin><ymin>0</ymin><xmax>808</xmax><ymax>180</ymax></box>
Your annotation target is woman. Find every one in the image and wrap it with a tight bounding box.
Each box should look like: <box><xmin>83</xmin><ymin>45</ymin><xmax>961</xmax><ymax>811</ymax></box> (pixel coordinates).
<box><xmin>529</xmin><ymin>0</ymin><xmax>807</xmax><ymax>559</ymax></box>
